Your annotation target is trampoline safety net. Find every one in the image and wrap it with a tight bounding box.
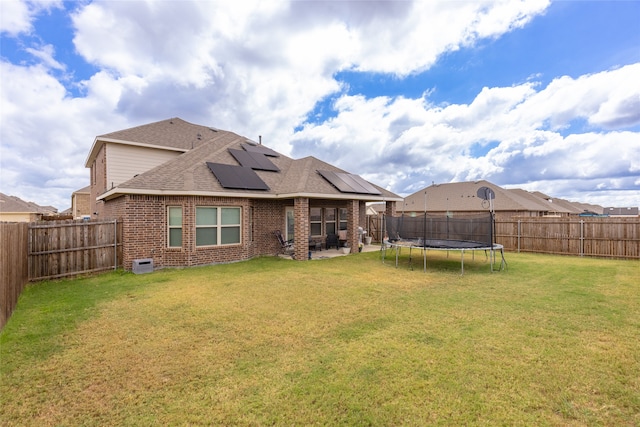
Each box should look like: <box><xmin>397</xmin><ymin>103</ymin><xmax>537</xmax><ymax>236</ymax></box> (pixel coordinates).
<box><xmin>384</xmin><ymin>212</ymin><xmax>495</xmax><ymax>249</ymax></box>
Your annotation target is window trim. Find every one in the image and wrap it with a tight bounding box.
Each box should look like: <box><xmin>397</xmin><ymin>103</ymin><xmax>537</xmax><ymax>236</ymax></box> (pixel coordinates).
<box><xmin>324</xmin><ymin>207</ymin><xmax>337</xmax><ymax>236</ymax></box>
<box><xmin>196</xmin><ymin>206</ymin><xmax>242</xmax><ymax>247</ymax></box>
<box><xmin>167</xmin><ymin>206</ymin><xmax>183</xmax><ymax>248</ymax></box>
<box><xmin>310</xmin><ymin>207</ymin><xmax>322</xmax><ymax>237</ymax></box>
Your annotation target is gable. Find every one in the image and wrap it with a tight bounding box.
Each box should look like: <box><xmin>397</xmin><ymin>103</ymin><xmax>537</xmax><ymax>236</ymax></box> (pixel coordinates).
<box><xmin>107</xmin><ymin>143</ymin><xmax>183</xmax><ymax>188</ymax></box>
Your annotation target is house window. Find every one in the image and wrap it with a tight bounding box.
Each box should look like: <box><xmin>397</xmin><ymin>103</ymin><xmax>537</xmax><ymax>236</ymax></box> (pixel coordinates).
<box><xmin>168</xmin><ymin>206</ymin><xmax>183</xmax><ymax>248</ymax></box>
<box><xmin>339</xmin><ymin>208</ymin><xmax>347</xmax><ymax>231</ymax></box>
<box><xmin>220</xmin><ymin>207</ymin><xmax>241</xmax><ymax>244</ymax></box>
<box><xmin>325</xmin><ymin>208</ymin><xmax>336</xmax><ymax>235</ymax></box>
<box><xmin>310</xmin><ymin>207</ymin><xmax>322</xmax><ymax>236</ymax></box>
<box><xmin>196</xmin><ymin>207</ymin><xmax>241</xmax><ymax>246</ymax></box>
<box><xmin>285</xmin><ymin>207</ymin><xmax>295</xmax><ymax>241</ymax></box>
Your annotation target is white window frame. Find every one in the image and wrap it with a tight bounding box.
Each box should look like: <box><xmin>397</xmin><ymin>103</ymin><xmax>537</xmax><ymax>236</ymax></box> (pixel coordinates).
<box><xmin>196</xmin><ymin>206</ymin><xmax>242</xmax><ymax>247</ymax></box>
<box><xmin>324</xmin><ymin>208</ymin><xmax>337</xmax><ymax>235</ymax></box>
<box><xmin>339</xmin><ymin>208</ymin><xmax>348</xmax><ymax>231</ymax></box>
<box><xmin>167</xmin><ymin>206</ymin><xmax>183</xmax><ymax>248</ymax></box>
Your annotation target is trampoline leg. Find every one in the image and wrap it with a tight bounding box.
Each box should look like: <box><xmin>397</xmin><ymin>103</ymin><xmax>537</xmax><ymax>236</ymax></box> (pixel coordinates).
<box><xmin>460</xmin><ymin>250</ymin><xmax>464</xmax><ymax>275</ymax></box>
<box><xmin>423</xmin><ymin>248</ymin><xmax>426</xmax><ymax>272</ymax></box>
<box><xmin>409</xmin><ymin>246</ymin><xmax>413</xmax><ymax>271</ymax></box>
<box><xmin>395</xmin><ymin>246</ymin><xmax>399</xmax><ymax>268</ymax></box>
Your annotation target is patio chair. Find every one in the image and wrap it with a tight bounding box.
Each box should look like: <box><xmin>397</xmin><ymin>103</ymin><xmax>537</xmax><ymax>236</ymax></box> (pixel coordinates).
<box><xmin>274</xmin><ymin>230</ymin><xmax>294</xmax><ymax>257</ymax></box>
<box><xmin>325</xmin><ymin>233</ymin><xmax>339</xmax><ymax>250</ymax></box>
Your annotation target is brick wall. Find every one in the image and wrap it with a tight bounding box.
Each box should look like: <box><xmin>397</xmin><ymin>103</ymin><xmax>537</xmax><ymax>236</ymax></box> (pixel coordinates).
<box><xmin>104</xmin><ymin>194</ymin><xmax>296</xmax><ymax>270</ymax></box>
<box><xmin>293</xmin><ymin>197</ymin><xmax>309</xmax><ymax>260</ymax></box>
<box><xmin>90</xmin><ymin>144</ymin><xmax>108</xmax><ymax>219</ymax></box>
<box><xmin>252</xmin><ymin>199</ymin><xmax>291</xmax><ymax>256</ymax></box>
<box><xmin>72</xmin><ymin>192</ymin><xmax>91</xmax><ymax>218</ymax></box>
<box><xmin>103</xmin><ymin>194</ymin><xmax>377</xmax><ymax>270</ymax></box>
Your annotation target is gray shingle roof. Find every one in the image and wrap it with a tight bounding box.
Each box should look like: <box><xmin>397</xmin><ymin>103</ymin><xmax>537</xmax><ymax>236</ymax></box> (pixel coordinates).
<box><xmin>0</xmin><ymin>193</ymin><xmax>57</xmax><ymax>214</ymax></box>
<box><xmin>403</xmin><ymin>180</ymin><xmax>557</xmax><ymax>213</ymax></box>
<box><xmin>99</xmin><ymin>117</ymin><xmax>223</xmax><ymax>150</ymax></box>
<box><xmin>403</xmin><ymin>181</ymin><xmax>607</xmax><ymax>214</ymax></box>
<box><xmin>98</xmin><ymin>118</ymin><xmax>401</xmax><ymax>202</ymax></box>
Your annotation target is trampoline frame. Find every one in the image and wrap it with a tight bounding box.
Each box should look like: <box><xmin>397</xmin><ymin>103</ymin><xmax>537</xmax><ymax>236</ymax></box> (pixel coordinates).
<box><xmin>381</xmin><ymin>207</ymin><xmax>506</xmax><ymax>274</ymax></box>
<box><xmin>381</xmin><ymin>239</ymin><xmax>506</xmax><ymax>275</ymax></box>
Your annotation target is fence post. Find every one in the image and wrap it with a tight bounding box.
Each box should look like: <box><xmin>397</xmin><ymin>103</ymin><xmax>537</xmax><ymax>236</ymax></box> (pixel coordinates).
<box><xmin>517</xmin><ymin>220</ymin><xmax>521</xmax><ymax>253</ymax></box>
<box><xmin>113</xmin><ymin>219</ymin><xmax>118</xmax><ymax>270</ymax></box>
<box><xmin>580</xmin><ymin>220</ymin><xmax>584</xmax><ymax>257</ymax></box>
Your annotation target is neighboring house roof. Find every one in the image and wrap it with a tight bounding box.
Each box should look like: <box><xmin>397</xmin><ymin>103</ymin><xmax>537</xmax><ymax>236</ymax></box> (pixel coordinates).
<box><xmin>529</xmin><ymin>191</ymin><xmax>588</xmax><ymax>214</ymax></box>
<box><xmin>0</xmin><ymin>193</ymin><xmax>57</xmax><ymax>214</ymax></box>
<box><xmin>73</xmin><ymin>185</ymin><xmax>91</xmax><ymax>194</ymax></box>
<box><xmin>403</xmin><ymin>181</ymin><xmax>610</xmax><ymax>215</ymax></box>
<box><xmin>402</xmin><ymin>180</ymin><xmax>556</xmax><ymax>213</ymax></box>
<box><xmin>95</xmin><ymin>118</ymin><xmax>402</xmax><ymax>203</ymax></box>
<box><xmin>367</xmin><ymin>203</ymin><xmax>386</xmax><ymax>215</ymax></box>
<box><xmin>574</xmin><ymin>203</ymin><xmax>605</xmax><ymax>215</ymax></box>
<box><xmin>604</xmin><ymin>207</ymin><xmax>639</xmax><ymax>216</ymax></box>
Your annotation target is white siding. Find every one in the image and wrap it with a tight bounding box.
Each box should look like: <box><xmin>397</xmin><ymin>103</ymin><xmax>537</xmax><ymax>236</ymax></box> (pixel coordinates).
<box><xmin>106</xmin><ymin>143</ymin><xmax>182</xmax><ymax>188</ymax></box>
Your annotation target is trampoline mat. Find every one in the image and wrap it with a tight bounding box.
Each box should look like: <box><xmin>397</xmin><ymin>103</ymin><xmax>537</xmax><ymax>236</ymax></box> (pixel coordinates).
<box><xmin>393</xmin><ymin>239</ymin><xmax>492</xmax><ymax>249</ymax></box>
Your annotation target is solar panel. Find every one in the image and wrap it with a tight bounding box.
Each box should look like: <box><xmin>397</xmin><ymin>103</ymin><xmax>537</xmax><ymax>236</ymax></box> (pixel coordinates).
<box><xmin>241</xmin><ymin>143</ymin><xmax>280</xmax><ymax>157</ymax></box>
<box><xmin>350</xmin><ymin>174</ymin><xmax>381</xmax><ymax>195</ymax></box>
<box><xmin>206</xmin><ymin>162</ymin><xmax>270</xmax><ymax>191</ymax></box>
<box><xmin>317</xmin><ymin>170</ymin><xmax>381</xmax><ymax>195</ymax></box>
<box><xmin>228</xmin><ymin>149</ymin><xmax>280</xmax><ymax>171</ymax></box>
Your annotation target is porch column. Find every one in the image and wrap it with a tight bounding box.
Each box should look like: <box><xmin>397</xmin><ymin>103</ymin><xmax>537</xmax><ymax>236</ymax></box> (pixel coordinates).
<box><xmin>385</xmin><ymin>201</ymin><xmax>396</xmax><ymax>217</ymax></box>
<box><xmin>293</xmin><ymin>197</ymin><xmax>309</xmax><ymax>261</ymax></box>
<box><xmin>384</xmin><ymin>201</ymin><xmax>397</xmax><ymax>241</ymax></box>
<box><xmin>346</xmin><ymin>200</ymin><xmax>360</xmax><ymax>253</ymax></box>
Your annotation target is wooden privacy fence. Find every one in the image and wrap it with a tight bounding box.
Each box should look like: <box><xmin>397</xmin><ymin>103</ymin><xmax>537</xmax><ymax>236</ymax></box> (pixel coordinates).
<box><xmin>1</xmin><ymin>222</ymin><xmax>29</xmax><ymax>330</ymax></box>
<box><xmin>495</xmin><ymin>217</ymin><xmax>639</xmax><ymax>259</ymax></box>
<box><xmin>369</xmin><ymin>215</ymin><xmax>639</xmax><ymax>259</ymax></box>
<box><xmin>29</xmin><ymin>219</ymin><xmax>122</xmax><ymax>281</ymax></box>
<box><xmin>1</xmin><ymin>219</ymin><xmax>122</xmax><ymax>330</ymax></box>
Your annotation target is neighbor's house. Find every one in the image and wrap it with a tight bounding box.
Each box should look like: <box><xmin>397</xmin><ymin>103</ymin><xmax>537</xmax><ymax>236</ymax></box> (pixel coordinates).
<box><xmin>0</xmin><ymin>193</ymin><xmax>57</xmax><ymax>222</ymax></box>
<box><xmin>400</xmin><ymin>180</ymin><xmax>600</xmax><ymax>220</ymax></box>
<box><xmin>71</xmin><ymin>185</ymin><xmax>91</xmax><ymax>219</ymax></box>
<box><xmin>603</xmin><ymin>207</ymin><xmax>639</xmax><ymax>217</ymax></box>
<box><xmin>85</xmin><ymin>118</ymin><xmax>402</xmax><ymax>270</ymax></box>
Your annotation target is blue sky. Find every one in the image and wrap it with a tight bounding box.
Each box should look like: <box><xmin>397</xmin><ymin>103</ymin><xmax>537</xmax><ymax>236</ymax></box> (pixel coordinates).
<box><xmin>1</xmin><ymin>0</ymin><xmax>639</xmax><ymax>210</ymax></box>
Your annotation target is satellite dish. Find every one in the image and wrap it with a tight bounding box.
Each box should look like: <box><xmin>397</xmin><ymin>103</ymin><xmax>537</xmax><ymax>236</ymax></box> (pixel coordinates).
<box><xmin>477</xmin><ymin>186</ymin><xmax>495</xmax><ymax>201</ymax></box>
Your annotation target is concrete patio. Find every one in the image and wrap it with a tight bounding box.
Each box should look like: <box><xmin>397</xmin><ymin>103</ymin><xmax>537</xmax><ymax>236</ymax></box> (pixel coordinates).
<box><xmin>279</xmin><ymin>243</ymin><xmax>381</xmax><ymax>260</ymax></box>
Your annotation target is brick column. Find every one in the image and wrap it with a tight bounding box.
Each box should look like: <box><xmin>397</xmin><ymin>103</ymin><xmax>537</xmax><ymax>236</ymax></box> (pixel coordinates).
<box><xmin>293</xmin><ymin>197</ymin><xmax>309</xmax><ymax>261</ymax></box>
<box><xmin>346</xmin><ymin>200</ymin><xmax>360</xmax><ymax>253</ymax></box>
<box><xmin>385</xmin><ymin>201</ymin><xmax>396</xmax><ymax>217</ymax></box>
<box><xmin>383</xmin><ymin>201</ymin><xmax>397</xmax><ymax>241</ymax></box>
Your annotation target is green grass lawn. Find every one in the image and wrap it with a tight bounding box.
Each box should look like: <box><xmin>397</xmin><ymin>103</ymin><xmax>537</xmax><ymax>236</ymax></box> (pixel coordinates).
<box><xmin>1</xmin><ymin>251</ymin><xmax>638</xmax><ymax>426</ymax></box>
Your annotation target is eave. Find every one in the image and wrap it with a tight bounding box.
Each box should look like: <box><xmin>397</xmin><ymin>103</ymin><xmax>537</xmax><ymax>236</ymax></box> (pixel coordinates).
<box><xmin>97</xmin><ymin>188</ymin><xmax>403</xmax><ymax>203</ymax></box>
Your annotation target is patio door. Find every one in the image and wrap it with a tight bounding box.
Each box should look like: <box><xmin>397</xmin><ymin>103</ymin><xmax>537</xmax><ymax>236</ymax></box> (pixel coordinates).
<box><xmin>285</xmin><ymin>207</ymin><xmax>295</xmax><ymax>241</ymax></box>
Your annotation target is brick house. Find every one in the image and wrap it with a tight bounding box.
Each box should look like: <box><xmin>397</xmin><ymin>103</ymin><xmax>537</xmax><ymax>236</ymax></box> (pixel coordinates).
<box><xmin>71</xmin><ymin>185</ymin><xmax>91</xmax><ymax>219</ymax></box>
<box><xmin>85</xmin><ymin>118</ymin><xmax>401</xmax><ymax>270</ymax></box>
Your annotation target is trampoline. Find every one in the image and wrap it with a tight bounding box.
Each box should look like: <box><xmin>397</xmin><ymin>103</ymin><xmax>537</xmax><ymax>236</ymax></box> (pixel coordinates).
<box><xmin>381</xmin><ymin>208</ymin><xmax>506</xmax><ymax>275</ymax></box>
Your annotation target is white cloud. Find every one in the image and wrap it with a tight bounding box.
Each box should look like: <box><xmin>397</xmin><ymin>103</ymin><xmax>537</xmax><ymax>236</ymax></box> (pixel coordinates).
<box><xmin>0</xmin><ymin>0</ymin><xmax>32</xmax><ymax>35</ymax></box>
<box><xmin>2</xmin><ymin>0</ymin><xmax>638</xmax><ymax>210</ymax></box>
<box><xmin>292</xmin><ymin>64</ymin><xmax>640</xmax><ymax>204</ymax></box>
<box><xmin>25</xmin><ymin>43</ymin><xmax>65</xmax><ymax>70</ymax></box>
<box><xmin>0</xmin><ymin>61</ymin><xmax>125</xmax><ymax>208</ymax></box>
<box><xmin>0</xmin><ymin>0</ymin><xmax>62</xmax><ymax>36</ymax></box>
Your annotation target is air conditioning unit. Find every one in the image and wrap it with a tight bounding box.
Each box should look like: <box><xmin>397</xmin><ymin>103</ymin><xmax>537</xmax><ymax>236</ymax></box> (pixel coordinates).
<box><xmin>132</xmin><ymin>258</ymin><xmax>153</xmax><ymax>274</ymax></box>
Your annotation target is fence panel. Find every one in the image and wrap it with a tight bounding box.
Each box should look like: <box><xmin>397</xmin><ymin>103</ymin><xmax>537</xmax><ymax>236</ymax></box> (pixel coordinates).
<box><xmin>495</xmin><ymin>217</ymin><xmax>639</xmax><ymax>259</ymax></box>
<box><xmin>0</xmin><ymin>223</ymin><xmax>29</xmax><ymax>330</ymax></box>
<box><xmin>28</xmin><ymin>219</ymin><xmax>122</xmax><ymax>281</ymax></box>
